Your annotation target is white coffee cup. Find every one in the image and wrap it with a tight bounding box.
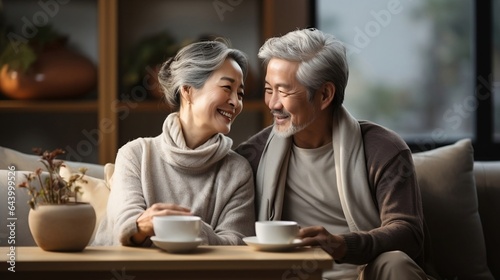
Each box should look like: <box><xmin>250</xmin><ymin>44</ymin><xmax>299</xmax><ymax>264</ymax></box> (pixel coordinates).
<box><xmin>153</xmin><ymin>215</ymin><xmax>201</xmax><ymax>242</ymax></box>
<box><xmin>255</xmin><ymin>221</ymin><xmax>299</xmax><ymax>244</ymax></box>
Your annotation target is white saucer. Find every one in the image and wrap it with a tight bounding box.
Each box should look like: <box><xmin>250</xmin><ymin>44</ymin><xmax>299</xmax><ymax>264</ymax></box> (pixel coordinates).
<box><xmin>243</xmin><ymin>236</ymin><xmax>303</xmax><ymax>252</ymax></box>
<box><xmin>151</xmin><ymin>236</ymin><xmax>202</xmax><ymax>253</ymax></box>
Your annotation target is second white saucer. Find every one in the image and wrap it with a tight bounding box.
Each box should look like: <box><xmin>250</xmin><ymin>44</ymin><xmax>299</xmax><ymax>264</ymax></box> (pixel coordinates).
<box><xmin>243</xmin><ymin>236</ymin><xmax>303</xmax><ymax>252</ymax></box>
<box><xmin>151</xmin><ymin>236</ymin><xmax>202</xmax><ymax>253</ymax></box>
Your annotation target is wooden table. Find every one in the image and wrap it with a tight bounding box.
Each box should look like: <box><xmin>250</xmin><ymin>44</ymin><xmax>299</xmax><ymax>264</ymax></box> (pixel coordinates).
<box><xmin>1</xmin><ymin>245</ymin><xmax>333</xmax><ymax>280</ymax></box>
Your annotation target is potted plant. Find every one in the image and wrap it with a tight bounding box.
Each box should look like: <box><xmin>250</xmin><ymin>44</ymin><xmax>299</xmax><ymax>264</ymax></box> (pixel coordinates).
<box><xmin>17</xmin><ymin>148</ymin><xmax>96</xmax><ymax>252</ymax></box>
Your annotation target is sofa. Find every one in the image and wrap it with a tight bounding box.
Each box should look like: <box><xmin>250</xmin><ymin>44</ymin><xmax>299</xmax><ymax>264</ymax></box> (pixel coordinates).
<box><xmin>0</xmin><ymin>139</ymin><xmax>499</xmax><ymax>280</ymax></box>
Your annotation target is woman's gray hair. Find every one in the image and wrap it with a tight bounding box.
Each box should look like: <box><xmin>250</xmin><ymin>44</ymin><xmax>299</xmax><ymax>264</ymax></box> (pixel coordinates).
<box><xmin>258</xmin><ymin>28</ymin><xmax>348</xmax><ymax>108</ymax></box>
<box><xmin>158</xmin><ymin>38</ymin><xmax>249</xmax><ymax>111</ymax></box>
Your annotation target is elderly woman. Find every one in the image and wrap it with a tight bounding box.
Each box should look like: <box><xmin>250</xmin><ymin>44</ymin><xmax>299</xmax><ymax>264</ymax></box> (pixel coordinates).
<box><xmin>94</xmin><ymin>39</ymin><xmax>255</xmax><ymax>246</ymax></box>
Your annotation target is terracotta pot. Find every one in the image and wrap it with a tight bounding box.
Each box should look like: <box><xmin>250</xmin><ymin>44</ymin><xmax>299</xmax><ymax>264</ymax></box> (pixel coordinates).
<box><xmin>28</xmin><ymin>203</ymin><xmax>96</xmax><ymax>252</ymax></box>
<box><xmin>0</xmin><ymin>43</ymin><xmax>97</xmax><ymax>100</ymax></box>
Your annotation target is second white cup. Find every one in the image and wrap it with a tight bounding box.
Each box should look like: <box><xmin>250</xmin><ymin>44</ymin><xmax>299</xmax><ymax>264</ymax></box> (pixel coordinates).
<box><xmin>153</xmin><ymin>215</ymin><xmax>201</xmax><ymax>242</ymax></box>
<box><xmin>255</xmin><ymin>221</ymin><xmax>299</xmax><ymax>244</ymax></box>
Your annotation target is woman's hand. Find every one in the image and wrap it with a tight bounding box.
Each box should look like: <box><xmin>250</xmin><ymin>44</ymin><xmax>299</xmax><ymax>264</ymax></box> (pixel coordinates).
<box><xmin>298</xmin><ymin>226</ymin><xmax>347</xmax><ymax>260</ymax></box>
<box><xmin>131</xmin><ymin>203</ymin><xmax>192</xmax><ymax>244</ymax></box>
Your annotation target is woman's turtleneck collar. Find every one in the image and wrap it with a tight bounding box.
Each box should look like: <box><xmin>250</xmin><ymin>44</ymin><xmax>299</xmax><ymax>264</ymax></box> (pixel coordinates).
<box><xmin>154</xmin><ymin>113</ymin><xmax>233</xmax><ymax>172</ymax></box>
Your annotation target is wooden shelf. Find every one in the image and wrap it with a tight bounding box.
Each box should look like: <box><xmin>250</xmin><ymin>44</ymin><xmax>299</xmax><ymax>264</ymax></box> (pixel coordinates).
<box><xmin>0</xmin><ymin>100</ymin><xmax>98</xmax><ymax>113</ymax></box>
<box><xmin>121</xmin><ymin>100</ymin><xmax>171</xmax><ymax>113</ymax></box>
<box><xmin>1</xmin><ymin>0</ymin><xmax>308</xmax><ymax>164</ymax></box>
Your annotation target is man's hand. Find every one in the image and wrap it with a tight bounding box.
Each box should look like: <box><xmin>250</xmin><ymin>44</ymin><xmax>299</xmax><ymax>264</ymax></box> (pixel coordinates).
<box><xmin>298</xmin><ymin>226</ymin><xmax>347</xmax><ymax>260</ymax></box>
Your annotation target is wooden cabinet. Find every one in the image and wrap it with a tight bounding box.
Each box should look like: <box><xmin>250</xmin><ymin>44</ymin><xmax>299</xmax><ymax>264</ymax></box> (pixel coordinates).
<box><xmin>0</xmin><ymin>0</ymin><xmax>310</xmax><ymax>165</ymax></box>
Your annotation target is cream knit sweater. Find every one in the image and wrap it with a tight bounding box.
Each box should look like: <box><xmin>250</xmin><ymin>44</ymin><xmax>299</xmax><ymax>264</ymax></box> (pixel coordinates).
<box><xmin>93</xmin><ymin>113</ymin><xmax>255</xmax><ymax>246</ymax></box>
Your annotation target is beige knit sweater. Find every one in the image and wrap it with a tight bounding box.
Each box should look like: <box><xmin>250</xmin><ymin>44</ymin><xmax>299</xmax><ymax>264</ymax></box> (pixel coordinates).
<box><xmin>93</xmin><ymin>113</ymin><xmax>255</xmax><ymax>246</ymax></box>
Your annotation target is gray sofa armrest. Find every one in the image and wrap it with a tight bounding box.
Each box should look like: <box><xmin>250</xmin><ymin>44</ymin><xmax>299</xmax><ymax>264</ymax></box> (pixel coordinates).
<box><xmin>474</xmin><ymin>161</ymin><xmax>500</xmax><ymax>280</ymax></box>
<box><xmin>0</xmin><ymin>146</ymin><xmax>104</xmax><ymax>179</ymax></box>
<box><xmin>0</xmin><ymin>170</ymin><xmax>37</xmax><ymax>246</ymax></box>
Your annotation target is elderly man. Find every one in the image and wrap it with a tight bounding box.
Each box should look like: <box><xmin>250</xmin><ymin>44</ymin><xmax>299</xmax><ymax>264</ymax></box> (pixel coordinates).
<box><xmin>236</xmin><ymin>28</ymin><xmax>434</xmax><ymax>280</ymax></box>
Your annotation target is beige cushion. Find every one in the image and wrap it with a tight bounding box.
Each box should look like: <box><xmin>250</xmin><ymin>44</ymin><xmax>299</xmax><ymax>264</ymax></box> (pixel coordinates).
<box><xmin>413</xmin><ymin>139</ymin><xmax>493</xmax><ymax>279</ymax></box>
<box><xmin>59</xmin><ymin>166</ymin><xmax>111</xmax><ymax>241</ymax></box>
<box><xmin>104</xmin><ymin>163</ymin><xmax>115</xmax><ymax>189</ymax></box>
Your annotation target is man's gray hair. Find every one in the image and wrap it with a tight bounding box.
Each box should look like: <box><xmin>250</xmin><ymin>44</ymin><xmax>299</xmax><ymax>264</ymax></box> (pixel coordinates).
<box><xmin>258</xmin><ymin>28</ymin><xmax>348</xmax><ymax>108</ymax></box>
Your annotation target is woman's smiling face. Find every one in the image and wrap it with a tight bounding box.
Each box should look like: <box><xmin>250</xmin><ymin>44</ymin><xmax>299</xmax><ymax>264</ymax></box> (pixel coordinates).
<box><xmin>186</xmin><ymin>58</ymin><xmax>245</xmax><ymax>137</ymax></box>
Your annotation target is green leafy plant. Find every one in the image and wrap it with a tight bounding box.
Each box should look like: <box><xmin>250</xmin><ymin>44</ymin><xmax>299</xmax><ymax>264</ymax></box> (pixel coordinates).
<box><xmin>121</xmin><ymin>31</ymin><xmax>180</xmax><ymax>94</ymax></box>
<box><xmin>18</xmin><ymin>148</ymin><xmax>87</xmax><ymax>210</ymax></box>
<box><xmin>0</xmin><ymin>18</ymin><xmax>64</xmax><ymax>74</ymax></box>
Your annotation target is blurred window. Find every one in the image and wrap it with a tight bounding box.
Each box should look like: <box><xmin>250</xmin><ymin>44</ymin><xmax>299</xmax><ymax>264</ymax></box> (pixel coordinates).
<box><xmin>316</xmin><ymin>0</ymin><xmax>475</xmax><ymax>146</ymax></box>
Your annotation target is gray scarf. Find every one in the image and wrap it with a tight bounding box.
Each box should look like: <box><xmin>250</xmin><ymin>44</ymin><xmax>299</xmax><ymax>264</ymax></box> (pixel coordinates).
<box><xmin>256</xmin><ymin>106</ymin><xmax>380</xmax><ymax>231</ymax></box>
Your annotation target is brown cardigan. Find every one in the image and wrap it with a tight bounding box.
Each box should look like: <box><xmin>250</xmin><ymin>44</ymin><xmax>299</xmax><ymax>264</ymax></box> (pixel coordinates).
<box><xmin>235</xmin><ymin>122</ymin><xmax>428</xmax><ymax>269</ymax></box>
